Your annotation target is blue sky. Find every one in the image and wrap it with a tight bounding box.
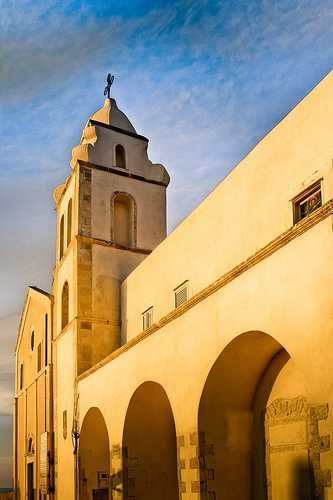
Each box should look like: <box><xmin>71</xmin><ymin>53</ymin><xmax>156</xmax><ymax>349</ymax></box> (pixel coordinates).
<box><xmin>1</xmin><ymin>0</ymin><xmax>333</xmax><ymax>488</ymax></box>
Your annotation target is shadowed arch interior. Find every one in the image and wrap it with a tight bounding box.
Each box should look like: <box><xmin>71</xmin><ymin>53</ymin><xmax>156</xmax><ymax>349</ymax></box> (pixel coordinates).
<box><xmin>122</xmin><ymin>381</ymin><xmax>179</xmax><ymax>500</ymax></box>
<box><xmin>79</xmin><ymin>407</ymin><xmax>110</xmax><ymax>500</ymax></box>
<box><xmin>112</xmin><ymin>192</ymin><xmax>136</xmax><ymax>248</ymax></box>
<box><xmin>198</xmin><ymin>331</ymin><xmax>290</xmax><ymax>500</ymax></box>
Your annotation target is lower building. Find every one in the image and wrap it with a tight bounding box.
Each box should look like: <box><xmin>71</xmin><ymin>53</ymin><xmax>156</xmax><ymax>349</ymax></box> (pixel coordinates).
<box><xmin>14</xmin><ymin>72</ymin><xmax>333</xmax><ymax>499</ymax></box>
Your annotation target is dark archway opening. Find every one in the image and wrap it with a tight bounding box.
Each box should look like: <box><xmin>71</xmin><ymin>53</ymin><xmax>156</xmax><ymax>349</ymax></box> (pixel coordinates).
<box><xmin>122</xmin><ymin>381</ymin><xmax>179</xmax><ymax>500</ymax></box>
<box><xmin>198</xmin><ymin>331</ymin><xmax>291</xmax><ymax>500</ymax></box>
<box><xmin>79</xmin><ymin>407</ymin><xmax>110</xmax><ymax>500</ymax></box>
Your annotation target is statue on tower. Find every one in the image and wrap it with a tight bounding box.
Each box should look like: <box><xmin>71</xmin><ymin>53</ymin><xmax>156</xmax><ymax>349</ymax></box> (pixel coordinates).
<box><xmin>104</xmin><ymin>73</ymin><xmax>114</xmax><ymax>99</ymax></box>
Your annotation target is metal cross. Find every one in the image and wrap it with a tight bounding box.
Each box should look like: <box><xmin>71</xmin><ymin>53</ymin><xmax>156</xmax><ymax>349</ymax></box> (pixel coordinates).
<box><xmin>104</xmin><ymin>73</ymin><xmax>114</xmax><ymax>99</ymax></box>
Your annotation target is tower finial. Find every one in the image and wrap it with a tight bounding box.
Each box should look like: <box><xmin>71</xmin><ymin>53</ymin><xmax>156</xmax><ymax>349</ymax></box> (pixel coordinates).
<box><xmin>104</xmin><ymin>73</ymin><xmax>114</xmax><ymax>99</ymax></box>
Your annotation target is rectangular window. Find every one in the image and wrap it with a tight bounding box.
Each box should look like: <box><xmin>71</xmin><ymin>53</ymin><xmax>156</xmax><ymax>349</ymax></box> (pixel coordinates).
<box><xmin>174</xmin><ymin>281</ymin><xmax>189</xmax><ymax>308</ymax></box>
<box><xmin>293</xmin><ymin>182</ymin><xmax>322</xmax><ymax>223</ymax></box>
<box><xmin>142</xmin><ymin>307</ymin><xmax>153</xmax><ymax>331</ymax></box>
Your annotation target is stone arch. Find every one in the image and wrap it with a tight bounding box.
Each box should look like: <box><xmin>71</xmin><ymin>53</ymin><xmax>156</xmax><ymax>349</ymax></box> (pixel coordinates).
<box><xmin>198</xmin><ymin>331</ymin><xmax>290</xmax><ymax>500</ymax></box>
<box><xmin>111</xmin><ymin>191</ymin><xmax>137</xmax><ymax>248</ymax></box>
<box><xmin>122</xmin><ymin>381</ymin><xmax>179</xmax><ymax>500</ymax></box>
<box><xmin>79</xmin><ymin>407</ymin><xmax>110</xmax><ymax>500</ymax></box>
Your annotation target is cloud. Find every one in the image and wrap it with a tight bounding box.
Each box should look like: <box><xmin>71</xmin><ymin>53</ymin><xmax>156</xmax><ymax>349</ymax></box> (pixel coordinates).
<box><xmin>1</xmin><ymin>0</ymin><xmax>333</xmax><ymax>487</ymax></box>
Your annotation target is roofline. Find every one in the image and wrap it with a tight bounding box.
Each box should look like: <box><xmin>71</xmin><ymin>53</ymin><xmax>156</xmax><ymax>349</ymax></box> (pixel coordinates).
<box><xmin>89</xmin><ymin>119</ymin><xmax>149</xmax><ymax>142</ymax></box>
<box><xmin>29</xmin><ymin>285</ymin><xmax>52</xmax><ymax>298</ymax></box>
<box><xmin>15</xmin><ymin>286</ymin><xmax>53</xmax><ymax>352</ymax></box>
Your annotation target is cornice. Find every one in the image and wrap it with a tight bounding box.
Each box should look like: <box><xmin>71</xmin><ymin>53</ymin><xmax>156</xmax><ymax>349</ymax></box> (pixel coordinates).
<box><xmin>78</xmin><ymin>199</ymin><xmax>333</xmax><ymax>381</ymax></box>
<box><xmin>77</xmin><ymin>234</ymin><xmax>151</xmax><ymax>254</ymax></box>
<box><xmin>78</xmin><ymin>160</ymin><xmax>168</xmax><ymax>187</ymax></box>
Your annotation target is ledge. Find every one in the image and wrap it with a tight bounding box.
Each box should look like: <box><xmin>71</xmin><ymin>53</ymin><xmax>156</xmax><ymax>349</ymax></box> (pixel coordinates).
<box><xmin>78</xmin><ymin>160</ymin><xmax>168</xmax><ymax>187</ymax></box>
<box><xmin>77</xmin><ymin>199</ymin><xmax>333</xmax><ymax>381</ymax></box>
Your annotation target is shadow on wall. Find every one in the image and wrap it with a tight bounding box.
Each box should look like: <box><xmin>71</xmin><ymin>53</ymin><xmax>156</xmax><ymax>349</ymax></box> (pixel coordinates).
<box><xmin>293</xmin><ymin>460</ymin><xmax>317</xmax><ymax>500</ymax></box>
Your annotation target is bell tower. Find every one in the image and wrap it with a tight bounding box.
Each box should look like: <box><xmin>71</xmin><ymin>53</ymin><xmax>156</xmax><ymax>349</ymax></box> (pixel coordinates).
<box><xmin>54</xmin><ymin>95</ymin><xmax>169</xmax><ymax>375</ymax></box>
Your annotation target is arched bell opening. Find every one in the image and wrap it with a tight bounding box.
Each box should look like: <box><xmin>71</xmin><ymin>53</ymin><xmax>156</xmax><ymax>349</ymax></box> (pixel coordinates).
<box><xmin>122</xmin><ymin>381</ymin><xmax>179</xmax><ymax>500</ymax></box>
<box><xmin>79</xmin><ymin>407</ymin><xmax>110</xmax><ymax>500</ymax></box>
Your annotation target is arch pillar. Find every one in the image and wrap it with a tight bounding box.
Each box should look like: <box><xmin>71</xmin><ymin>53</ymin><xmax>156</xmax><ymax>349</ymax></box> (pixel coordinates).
<box><xmin>176</xmin><ymin>430</ymin><xmax>201</xmax><ymax>499</ymax></box>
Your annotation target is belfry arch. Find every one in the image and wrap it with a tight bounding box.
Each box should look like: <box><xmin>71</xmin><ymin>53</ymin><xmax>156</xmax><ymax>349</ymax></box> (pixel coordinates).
<box><xmin>79</xmin><ymin>407</ymin><xmax>110</xmax><ymax>500</ymax></box>
<box><xmin>122</xmin><ymin>381</ymin><xmax>179</xmax><ymax>500</ymax></box>
<box><xmin>111</xmin><ymin>192</ymin><xmax>137</xmax><ymax>248</ymax></box>
<box><xmin>198</xmin><ymin>331</ymin><xmax>291</xmax><ymax>500</ymax></box>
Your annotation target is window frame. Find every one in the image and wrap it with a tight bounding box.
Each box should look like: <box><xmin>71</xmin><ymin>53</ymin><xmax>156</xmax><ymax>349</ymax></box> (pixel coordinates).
<box><xmin>292</xmin><ymin>180</ymin><xmax>322</xmax><ymax>224</ymax></box>
<box><xmin>142</xmin><ymin>306</ymin><xmax>154</xmax><ymax>331</ymax></box>
<box><xmin>174</xmin><ymin>280</ymin><xmax>189</xmax><ymax>308</ymax></box>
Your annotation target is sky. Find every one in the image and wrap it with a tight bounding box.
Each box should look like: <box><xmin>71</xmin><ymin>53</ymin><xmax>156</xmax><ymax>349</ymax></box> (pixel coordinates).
<box><xmin>1</xmin><ymin>0</ymin><xmax>333</xmax><ymax>488</ymax></box>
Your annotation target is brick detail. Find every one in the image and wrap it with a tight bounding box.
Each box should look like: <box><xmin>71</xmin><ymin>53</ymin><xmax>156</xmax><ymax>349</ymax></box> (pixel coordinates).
<box><xmin>110</xmin><ymin>443</ymin><xmax>123</xmax><ymax>500</ymax></box>
<box><xmin>77</xmin><ymin>166</ymin><xmax>93</xmax><ymax>375</ymax></box>
<box><xmin>177</xmin><ymin>432</ymin><xmax>201</xmax><ymax>499</ymax></box>
<box><xmin>308</xmin><ymin>404</ymin><xmax>331</xmax><ymax>499</ymax></box>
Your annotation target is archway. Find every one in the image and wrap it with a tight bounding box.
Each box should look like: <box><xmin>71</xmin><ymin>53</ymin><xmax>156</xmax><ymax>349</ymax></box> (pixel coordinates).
<box><xmin>111</xmin><ymin>192</ymin><xmax>136</xmax><ymax>248</ymax></box>
<box><xmin>198</xmin><ymin>331</ymin><xmax>290</xmax><ymax>500</ymax></box>
<box><xmin>79</xmin><ymin>407</ymin><xmax>110</xmax><ymax>500</ymax></box>
<box><xmin>122</xmin><ymin>381</ymin><xmax>179</xmax><ymax>500</ymax></box>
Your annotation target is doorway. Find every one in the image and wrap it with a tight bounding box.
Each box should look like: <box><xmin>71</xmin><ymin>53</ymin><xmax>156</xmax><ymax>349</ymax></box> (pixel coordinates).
<box><xmin>27</xmin><ymin>462</ymin><xmax>34</xmax><ymax>500</ymax></box>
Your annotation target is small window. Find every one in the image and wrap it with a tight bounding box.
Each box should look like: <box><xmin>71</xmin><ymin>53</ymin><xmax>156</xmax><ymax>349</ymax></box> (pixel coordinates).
<box><xmin>293</xmin><ymin>182</ymin><xmax>322</xmax><ymax>223</ymax></box>
<box><xmin>174</xmin><ymin>281</ymin><xmax>189</xmax><ymax>308</ymax></box>
<box><xmin>60</xmin><ymin>214</ymin><xmax>65</xmax><ymax>259</ymax></box>
<box><xmin>67</xmin><ymin>199</ymin><xmax>72</xmax><ymax>247</ymax></box>
<box><xmin>19</xmin><ymin>363</ymin><xmax>24</xmax><ymax>390</ymax></box>
<box><xmin>63</xmin><ymin>410</ymin><xmax>67</xmax><ymax>439</ymax></box>
<box><xmin>30</xmin><ymin>331</ymin><xmax>35</xmax><ymax>351</ymax></box>
<box><xmin>27</xmin><ymin>437</ymin><xmax>33</xmax><ymax>454</ymax></box>
<box><xmin>115</xmin><ymin>144</ymin><xmax>126</xmax><ymax>169</ymax></box>
<box><xmin>142</xmin><ymin>307</ymin><xmax>153</xmax><ymax>331</ymax></box>
<box><xmin>37</xmin><ymin>343</ymin><xmax>42</xmax><ymax>372</ymax></box>
<box><xmin>61</xmin><ymin>282</ymin><xmax>69</xmax><ymax>330</ymax></box>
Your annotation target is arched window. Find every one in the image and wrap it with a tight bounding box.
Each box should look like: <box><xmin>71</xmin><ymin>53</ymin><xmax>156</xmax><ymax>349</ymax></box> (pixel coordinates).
<box><xmin>27</xmin><ymin>437</ymin><xmax>33</xmax><ymax>454</ymax></box>
<box><xmin>30</xmin><ymin>330</ymin><xmax>35</xmax><ymax>351</ymax></box>
<box><xmin>115</xmin><ymin>144</ymin><xmax>126</xmax><ymax>169</ymax></box>
<box><xmin>67</xmin><ymin>199</ymin><xmax>72</xmax><ymax>247</ymax></box>
<box><xmin>37</xmin><ymin>343</ymin><xmax>42</xmax><ymax>372</ymax></box>
<box><xmin>19</xmin><ymin>363</ymin><xmax>24</xmax><ymax>390</ymax></box>
<box><xmin>61</xmin><ymin>282</ymin><xmax>69</xmax><ymax>330</ymax></box>
<box><xmin>112</xmin><ymin>193</ymin><xmax>136</xmax><ymax>248</ymax></box>
<box><xmin>60</xmin><ymin>214</ymin><xmax>65</xmax><ymax>259</ymax></box>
